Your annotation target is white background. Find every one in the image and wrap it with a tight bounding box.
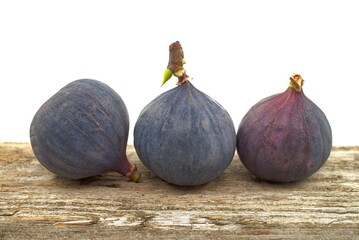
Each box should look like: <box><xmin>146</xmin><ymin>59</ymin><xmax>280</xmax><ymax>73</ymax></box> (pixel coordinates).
<box><xmin>1</xmin><ymin>0</ymin><xmax>358</xmax><ymax>146</ymax></box>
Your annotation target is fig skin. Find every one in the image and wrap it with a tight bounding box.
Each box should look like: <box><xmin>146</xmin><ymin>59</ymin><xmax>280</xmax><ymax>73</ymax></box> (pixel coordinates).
<box><xmin>134</xmin><ymin>81</ymin><xmax>236</xmax><ymax>186</ymax></box>
<box><xmin>237</xmin><ymin>75</ymin><xmax>332</xmax><ymax>182</ymax></box>
<box><xmin>30</xmin><ymin>79</ymin><xmax>140</xmax><ymax>181</ymax></box>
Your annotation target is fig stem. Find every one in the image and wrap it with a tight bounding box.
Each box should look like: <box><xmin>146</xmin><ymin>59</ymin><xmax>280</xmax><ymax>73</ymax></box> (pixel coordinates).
<box><xmin>132</xmin><ymin>172</ymin><xmax>142</xmax><ymax>182</ymax></box>
<box><xmin>126</xmin><ymin>163</ymin><xmax>141</xmax><ymax>182</ymax></box>
<box><xmin>289</xmin><ymin>74</ymin><xmax>304</xmax><ymax>92</ymax></box>
<box><xmin>163</xmin><ymin>41</ymin><xmax>191</xmax><ymax>86</ymax></box>
<box><xmin>127</xmin><ymin>172</ymin><xmax>142</xmax><ymax>183</ymax></box>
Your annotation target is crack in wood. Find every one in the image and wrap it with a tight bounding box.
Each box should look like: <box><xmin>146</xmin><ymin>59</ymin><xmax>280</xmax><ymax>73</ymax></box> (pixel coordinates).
<box><xmin>0</xmin><ymin>210</ymin><xmax>19</xmax><ymax>216</ymax></box>
<box><xmin>54</xmin><ymin>218</ymin><xmax>99</xmax><ymax>227</ymax></box>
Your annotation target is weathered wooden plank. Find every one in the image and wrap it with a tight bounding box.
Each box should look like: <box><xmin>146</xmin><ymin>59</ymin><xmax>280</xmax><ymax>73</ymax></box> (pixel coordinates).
<box><xmin>0</xmin><ymin>143</ymin><xmax>358</xmax><ymax>239</ymax></box>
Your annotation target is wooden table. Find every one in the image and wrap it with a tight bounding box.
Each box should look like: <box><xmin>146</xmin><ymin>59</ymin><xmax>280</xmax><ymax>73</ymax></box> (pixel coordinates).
<box><xmin>0</xmin><ymin>143</ymin><xmax>358</xmax><ymax>239</ymax></box>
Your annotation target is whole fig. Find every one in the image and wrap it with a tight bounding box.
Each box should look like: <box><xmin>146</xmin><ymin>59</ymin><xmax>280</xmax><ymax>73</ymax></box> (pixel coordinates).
<box><xmin>30</xmin><ymin>79</ymin><xmax>140</xmax><ymax>181</ymax></box>
<box><xmin>134</xmin><ymin>81</ymin><xmax>236</xmax><ymax>186</ymax></box>
<box><xmin>134</xmin><ymin>41</ymin><xmax>236</xmax><ymax>186</ymax></box>
<box><xmin>237</xmin><ymin>74</ymin><xmax>332</xmax><ymax>182</ymax></box>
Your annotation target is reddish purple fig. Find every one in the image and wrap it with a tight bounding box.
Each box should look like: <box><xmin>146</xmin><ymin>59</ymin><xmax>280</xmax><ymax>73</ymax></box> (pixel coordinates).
<box><xmin>30</xmin><ymin>79</ymin><xmax>141</xmax><ymax>181</ymax></box>
<box><xmin>237</xmin><ymin>74</ymin><xmax>332</xmax><ymax>182</ymax></box>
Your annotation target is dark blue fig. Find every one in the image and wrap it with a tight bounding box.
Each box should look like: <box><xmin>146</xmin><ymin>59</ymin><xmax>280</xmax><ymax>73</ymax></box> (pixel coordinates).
<box><xmin>237</xmin><ymin>74</ymin><xmax>332</xmax><ymax>182</ymax></box>
<box><xmin>30</xmin><ymin>79</ymin><xmax>140</xmax><ymax>181</ymax></box>
<box><xmin>134</xmin><ymin>81</ymin><xmax>236</xmax><ymax>186</ymax></box>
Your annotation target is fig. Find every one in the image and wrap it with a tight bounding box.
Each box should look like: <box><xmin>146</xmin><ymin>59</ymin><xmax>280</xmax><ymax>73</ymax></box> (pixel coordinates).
<box><xmin>237</xmin><ymin>74</ymin><xmax>332</xmax><ymax>182</ymax></box>
<box><xmin>30</xmin><ymin>79</ymin><xmax>140</xmax><ymax>181</ymax></box>
<box><xmin>134</xmin><ymin>41</ymin><xmax>236</xmax><ymax>186</ymax></box>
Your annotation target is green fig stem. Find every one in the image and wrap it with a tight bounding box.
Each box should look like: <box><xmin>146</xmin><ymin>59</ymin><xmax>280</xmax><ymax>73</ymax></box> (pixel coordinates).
<box><xmin>127</xmin><ymin>171</ymin><xmax>142</xmax><ymax>183</ymax></box>
<box><xmin>162</xmin><ymin>68</ymin><xmax>173</xmax><ymax>86</ymax></box>
<box><xmin>288</xmin><ymin>74</ymin><xmax>304</xmax><ymax>92</ymax></box>
<box><xmin>163</xmin><ymin>41</ymin><xmax>190</xmax><ymax>86</ymax></box>
<box><xmin>126</xmin><ymin>163</ymin><xmax>142</xmax><ymax>182</ymax></box>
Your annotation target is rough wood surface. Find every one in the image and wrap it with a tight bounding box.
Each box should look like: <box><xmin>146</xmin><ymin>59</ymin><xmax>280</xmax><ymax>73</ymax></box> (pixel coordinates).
<box><xmin>0</xmin><ymin>143</ymin><xmax>358</xmax><ymax>239</ymax></box>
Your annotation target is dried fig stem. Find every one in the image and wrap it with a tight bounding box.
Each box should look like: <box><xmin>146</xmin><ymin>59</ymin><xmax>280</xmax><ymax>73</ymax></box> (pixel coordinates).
<box><xmin>289</xmin><ymin>74</ymin><xmax>304</xmax><ymax>92</ymax></box>
<box><xmin>165</xmin><ymin>41</ymin><xmax>190</xmax><ymax>86</ymax></box>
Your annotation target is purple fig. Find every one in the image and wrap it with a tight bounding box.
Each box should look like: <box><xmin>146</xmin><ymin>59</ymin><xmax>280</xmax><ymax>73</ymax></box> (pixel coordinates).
<box><xmin>134</xmin><ymin>81</ymin><xmax>236</xmax><ymax>186</ymax></box>
<box><xmin>134</xmin><ymin>41</ymin><xmax>236</xmax><ymax>186</ymax></box>
<box><xmin>237</xmin><ymin>74</ymin><xmax>332</xmax><ymax>182</ymax></box>
<box><xmin>30</xmin><ymin>79</ymin><xmax>141</xmax><ymax>181</ymax></box>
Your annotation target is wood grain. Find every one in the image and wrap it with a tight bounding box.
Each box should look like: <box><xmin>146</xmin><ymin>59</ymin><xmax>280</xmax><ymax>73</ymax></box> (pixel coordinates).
<box><xmin>0</xmin><ymin>143</ymin><xmax>358</xmax><ymax>239</ymax></box>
